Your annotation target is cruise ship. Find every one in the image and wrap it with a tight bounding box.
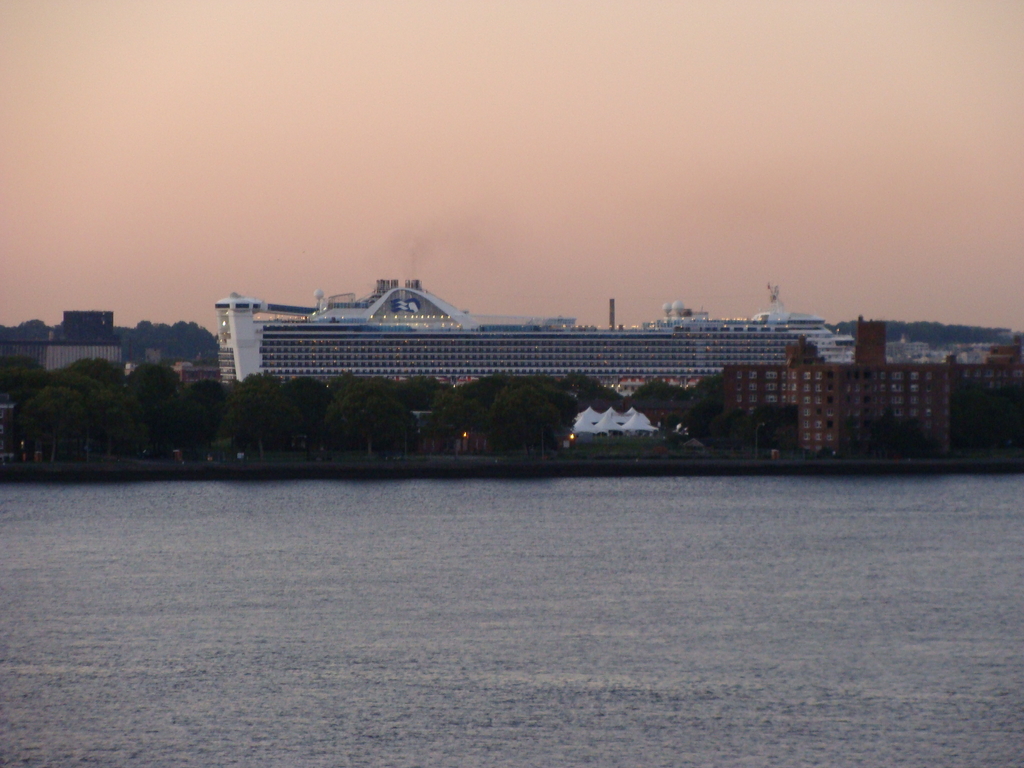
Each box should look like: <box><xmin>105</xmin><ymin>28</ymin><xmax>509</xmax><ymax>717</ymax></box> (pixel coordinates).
<box><xmin>216</xmin><ymin>280</ymin><xmax>853</xmax><ymax>387</ymax></box>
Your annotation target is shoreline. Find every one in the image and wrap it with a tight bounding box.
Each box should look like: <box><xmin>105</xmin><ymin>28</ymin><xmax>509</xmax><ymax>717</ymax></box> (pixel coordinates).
<box><xmin>2</xmin><ymin>457</ymin><xmax>1024</xmax><ymax>482</ymax></box>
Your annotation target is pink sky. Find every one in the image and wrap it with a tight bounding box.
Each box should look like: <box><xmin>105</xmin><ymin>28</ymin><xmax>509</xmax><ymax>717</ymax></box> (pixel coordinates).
<box><xmin>2</xmin><ymin>2</ymin><xmax>1022</xmax><ymax>332</ymax></box>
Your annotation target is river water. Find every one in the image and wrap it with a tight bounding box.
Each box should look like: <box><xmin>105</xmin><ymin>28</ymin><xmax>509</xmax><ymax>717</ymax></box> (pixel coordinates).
<box><xmin>1</xmin><ymin>477</ymin><xmax>1021</xmax><ymax>767</ymax></box>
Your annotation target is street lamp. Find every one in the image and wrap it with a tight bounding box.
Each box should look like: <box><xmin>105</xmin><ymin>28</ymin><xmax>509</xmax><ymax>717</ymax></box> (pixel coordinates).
<box><xmin>754</xmin><ymin>422</ymin><xmax>765</xmax><ymax>459</ymax></box>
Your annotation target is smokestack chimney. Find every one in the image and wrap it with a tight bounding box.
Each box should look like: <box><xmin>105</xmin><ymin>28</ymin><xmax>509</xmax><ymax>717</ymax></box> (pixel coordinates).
<box><xmin>854</xmin><ymin>318</ymin><xmax>887</xmax><ymax>366</ymax></box>
<box><xmin>609</xmin><ymin>298</ymin><xmax>615</xmax><ymax>330</ymax></box>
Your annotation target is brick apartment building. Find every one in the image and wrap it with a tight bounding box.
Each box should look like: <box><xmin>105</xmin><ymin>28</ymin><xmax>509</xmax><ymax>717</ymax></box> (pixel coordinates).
<box><xmin>723</xmin><ymin>320</ymin><xmax>1020</xmax><ymax>455</ymax></box>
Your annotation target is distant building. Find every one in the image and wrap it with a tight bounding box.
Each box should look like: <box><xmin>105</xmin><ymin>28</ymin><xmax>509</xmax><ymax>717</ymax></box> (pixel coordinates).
<box><xmin>63</xmin><ymin>311</ymin><xmax>117</xmax><ymax>342</ymax></box>
<box><xmin>951</xmin><ymin>337</ymin><xmax>1024</xmax><ymax>390</ymax></box>
<box><xmin>724</xmin><ymin>319</ymin><xmax>953</xmax><ymax>454</ymax></box>
<box><xmin>0</xmin><ymin>310</ymin><xmax>121</xmax><ymax>371</ymax></box>
<box><xmin>886</xmin><ymin>337</ymin><xmax>934</xmax><ymax>363</ymax></box>
<box><xmin>0</xmin><ymin>340</ymin><xmax>121</xmax><ymax>370</ymax></box>
<box><xmin>172</xmin><ymin>361</ymin><xmax>221</xmax><ymax>384</ymax></box>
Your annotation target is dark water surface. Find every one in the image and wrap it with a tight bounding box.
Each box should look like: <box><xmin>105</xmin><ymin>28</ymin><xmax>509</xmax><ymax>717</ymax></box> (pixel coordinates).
<box><xmin>1</xmin><ymin>477</ymin><xmax>1021</xmax><ymax>767</ymax></box>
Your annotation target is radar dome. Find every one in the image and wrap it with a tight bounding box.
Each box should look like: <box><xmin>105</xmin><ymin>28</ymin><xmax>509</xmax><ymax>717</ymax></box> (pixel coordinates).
<box><xmin>662</xmin><ymin>302</ymin><xmax>672</xmax><ymax>315</ymax></box>
<box><xmin>672</xmin><ymin>300</ymin><xmax>685</xmax><ymax>316</ymax></box>
<box><xmin>314</xmin><ymin>289</ymin><xmax>324</xmax><ymax>300</ymax></box>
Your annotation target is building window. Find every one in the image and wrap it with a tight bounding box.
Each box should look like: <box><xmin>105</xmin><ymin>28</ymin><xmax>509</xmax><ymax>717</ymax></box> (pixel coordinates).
<box><xmin>766</xmin><ymin>383</ymin><xmax>776</xmax><ymax>391</ymax></box>
<box><xmin>826</xmin><ymin>433</ymin><xmax>833</xmax><ymax>441</ymax></box>
<box><xmin>910</xmin><ymin>408</ymin><xmax>918</xmax><ymax>417</ymax></box>
<box><xmin>815</xmin><ymin>433</ymin><xmax>822</xmax><ymax>441</ymax></box>
<box><xmin>803</xmin><ymin>420</ymin><xmax>810</xmax><ymax>428</ymax></box>
<box><xmin>803</xmin><ymin>372</ymin><xmax>811</xmax><ymax>380</ymax></box>
<box><xmin>766</xmin><ymin>395</ymin><xmax>777</xmax><ymax>403</ymax></box>
<box><xmin>804</xmin><ymin>432</ymin><xmax>810</xmax><ymax>441</ymax></box>
<box><xmin>826</xmin><ymin>408</ymin><xmax>834</xmax><ymax>416</ymax></box>
<box><xmin>910</xmin><ymin>372</ymin><xmax>919</xmax><ymax>380</ymax></box>
<box><xmin>815</xmin><ymin>371</ymin><xmax>823</xmax><ymax>380</ymax></box>
<box><xmin>894</xmin><ymin>408</ymin><xmax>903</xmax><ymax>416</ymax></box>
<box><xmin>766</xmin><ymin>371</ymin><xmax>777</xmax><ymax>379</ymax></box>
<box><xmin>749</xmin><ymin>383</ymin><xmax>757</xmax><ymax>391</ymax></box>
<box><xmin>893</xmin><ymin>372</ymin><xmax>903</xmax><ymax>380</ymax></box>
<box><xmin>814</xmin><ymin>420</ymin><xmax>822</xmax><ymax>428</ymax></box>
<box><xmin>803</xmin><ymin>408</ymin><xmax>810</xmax><ymax>416</ymax></box>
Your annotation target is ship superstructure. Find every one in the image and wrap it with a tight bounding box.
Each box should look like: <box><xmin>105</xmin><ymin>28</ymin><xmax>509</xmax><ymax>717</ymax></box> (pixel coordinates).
<box><xmin>216</xmin><ymin>279</ymin><xmax>853</xmax><ymax>386</ymax></box>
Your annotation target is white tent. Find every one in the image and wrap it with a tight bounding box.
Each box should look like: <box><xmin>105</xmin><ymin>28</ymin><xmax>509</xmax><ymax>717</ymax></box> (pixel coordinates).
<box><xmin>591</xmin><ymin>408</ymin><xmax>623</xmax><ymax>433</ymax></box>
<box><xmin>620</xmin><ymin>412</ymin><xmax>658</xmax><ymax>433</ymax></box>
<box><xmin>573</xmin><ymin>406</ymin><xmax>602</xmax><ymax>429</ymax></box>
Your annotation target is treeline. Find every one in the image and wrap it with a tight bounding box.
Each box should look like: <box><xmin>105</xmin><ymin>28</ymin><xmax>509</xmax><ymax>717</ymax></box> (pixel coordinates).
<box><xmin>951</xmin><ymin>386</ymin><xmax>1024</xmax><ymax>451</ymax></box>
<box><xmin>1</xmin><ymin>357</ymin><xmax>1020</xmax><ymax>461</ymax></box>
<box><xmin>0</xmin><ymin>362</ymin><xmax>600</xmax><ymax>461</ymax></box>
<box><xmin>828</xmin><ymin>320</ymin><xmax>1015</xmax><ymax>346</ymax></box>
<box><xmin>120</xmin><ymin>321</ymin><xmax>217</xmax><ymax>362</ymax></box>
<box><xmin>0</xmin><ymin>319</ymin><xmax>218</xmax><ymax>361</ymax></box>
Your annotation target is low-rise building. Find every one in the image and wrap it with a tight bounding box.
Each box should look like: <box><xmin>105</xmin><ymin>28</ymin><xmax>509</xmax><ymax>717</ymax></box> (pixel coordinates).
<box><xmin>0</xmin><ymin>311</ymin><xmax>121</xmax><ymax>371</ymax></box>
<box><xmin>951</xmin><ymin>338</ymin><xmax>1024</xmax><ymax>389</ymax></box>
<box><xmin>725</xmin><ymin>319</ymin><xmax>953</xmax><ymax>454</ymax></box>
<box><xmin>172</xmin><ymin>361</ymin><xmax>221</xmax><ymax>384</ymax></box>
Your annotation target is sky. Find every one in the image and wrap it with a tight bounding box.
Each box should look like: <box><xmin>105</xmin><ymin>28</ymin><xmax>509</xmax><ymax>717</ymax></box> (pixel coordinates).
<box><xmin>2</xmin><ymin>1</ymin><xmax>1022</xmax><ymax>332</ymax></box>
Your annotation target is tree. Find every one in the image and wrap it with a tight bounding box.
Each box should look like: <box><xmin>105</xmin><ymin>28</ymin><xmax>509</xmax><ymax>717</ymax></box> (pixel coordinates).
<box><xmin>457</xmin><ymin>375</ymin><xmax>516</xmax><ymax>412</ymax></box>
<box><xmin>393</xmin><ymin>376</ymin><xmax>445</xmax><ymax>412</ymax></box>
<box><xmin>282</xmin><ymin>377</ymin><xmax>332</xmax><ymax>456</ymax></box>
<box><xmin>0</xmin><ymin>355</ymin><xmax>42</xmax><ymax>370</ymax></box>
<box><xmin>427</xmin><ymin>387</ymin><xmax>487</xmax><ymax>442</ymax></box>
<box><xmin>119</xmin><ymin>320</ymin><xmax>218</xmax><ymax>362</ymax></box>
<box><xmin>632</xmin><ymin>380</ymin><xmax>692</xmax><ymax>401</ymax></box>
<box><xmin>128</xmin><ymin>364</ymin><xmax>182</xmax><ymax>455</ymax></box>
<box><xmin>183</xmin><ymin>380</ymin><xmax>227</xmax><ymax>447</ymax></box>
<box><xmin>221</xmin><ymin>374</ymin><xmax>300</xmax><ymax>459</ymax></box>
<box><xmin>326</xmin><ymin>378</ymin><xmax>410</xmax><ymax>455</ymax></box>
<box><xmin>20</xmin><ymin>386</ymin><xmax>86</xmax><ymax>461</ymax></box>
<box><xmin>488</xmin><ymin>383</ymin><xmax>562</xmax><ymax>453</ymax></box>
<box><xmin>128</xmin><ymin>363</ymin><xmax>179</xmax><ymax>411</ymax></box>
<box><xmin>65</xmin><ymin>358</ymin><xmax>124</xmax><ymax>388</ymax></box>
<box><xmin>681</xmin><ymin>376</ymin><xmax>724</xmax><ymax>439</ymax></box>
<box><xmin>556</xmin><ymin>373</ymin><xmax>621</xmax><ymax>402</ymax></box>
<box><xmin>869</xmin><ymin>409</ymin><xmax>939</xmax><ymax>458</ymax></box>
<box><xmin>951</xmin><ymin>386</ymin><xmax>1023</xmax><ymax>451</ymax></box>
<box><xmin>90</xmin><ymin>387</ymin><xmax>144</xmax><ymax>456</ymax></box>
